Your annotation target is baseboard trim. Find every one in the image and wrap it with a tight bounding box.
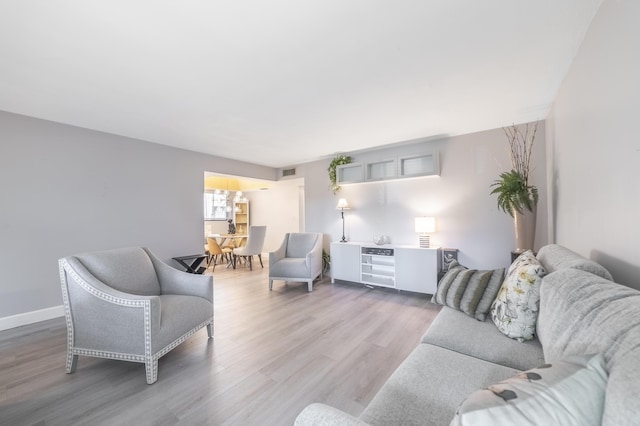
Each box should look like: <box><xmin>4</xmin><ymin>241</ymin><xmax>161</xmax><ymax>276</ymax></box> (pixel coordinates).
<box><xmin>0</xmin><ymin>305</ymin><xmax>65</xmax><ymax>331</ymax></box>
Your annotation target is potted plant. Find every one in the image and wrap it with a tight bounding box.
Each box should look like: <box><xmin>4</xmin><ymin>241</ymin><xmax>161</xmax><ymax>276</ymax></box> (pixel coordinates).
<box><xmin>328</xmin><ymin>155</ymin><xmax>352</xmax><ymax>194</ymax></box>
<box><xmin>490</xmin><ymin>122</ymin><xmax>539</xmax><ymax>252</ymax></box>
<box><xmin>322</xmin><ymin>249</ymin><xmax>330</xmax><ymax>274</ymax></box>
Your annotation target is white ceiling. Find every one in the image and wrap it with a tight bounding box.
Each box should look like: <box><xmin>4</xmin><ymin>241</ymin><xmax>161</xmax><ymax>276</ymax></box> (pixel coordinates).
<box><xmin>0</xmin><ymin>1</ymin><xmax>603</xmax><ymax>168</ymax></box>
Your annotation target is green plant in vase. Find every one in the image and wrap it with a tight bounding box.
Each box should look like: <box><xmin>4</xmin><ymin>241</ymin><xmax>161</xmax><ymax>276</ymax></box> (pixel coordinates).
<box><xmin>322</xmin><ymin>249</ymin><xmax>330</xmax><ymax>274</ymax></box>
<box><xmin>490</xmin><ymin>170</ymin><xmax>538</xmax><ymax>216</ymax></box>
<box><xmin>490</xmin><ymin>121</ymin><xmax>539</xmax><ymax>252</ymax></box>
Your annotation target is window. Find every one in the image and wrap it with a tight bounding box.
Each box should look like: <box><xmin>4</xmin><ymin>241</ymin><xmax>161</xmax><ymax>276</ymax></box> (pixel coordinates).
<box><xmin>204</xmin><ymin>191</ymin><xmax>228</xmax><ymax>220</ymax></box>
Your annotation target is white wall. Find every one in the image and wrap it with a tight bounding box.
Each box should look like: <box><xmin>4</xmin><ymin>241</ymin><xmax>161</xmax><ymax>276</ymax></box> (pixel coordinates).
<box><xmin>0</xmin><ymin>111</ymin><xmax>276</xmax><ymax>327</ymax></box>
<box><xmin>245</xmin><ymin>178</ymin><xmax>304</xmax><ymax>253</ymax></box>
<box><xmin>546</xmin><ymin>0</ymin><xmax>640</xmax><ymax>289</ymax></box>
<box><xmin>298</xmin><ymin>125</ymin><xmax>548</xmax><ymax>270</ymax></box>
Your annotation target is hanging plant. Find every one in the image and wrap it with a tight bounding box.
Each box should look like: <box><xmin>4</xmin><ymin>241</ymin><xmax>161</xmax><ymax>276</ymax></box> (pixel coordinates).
<box><xmin>328</xmin><ymin>155</ymin><xmax>352</xmax><ymax>194</ymax></box>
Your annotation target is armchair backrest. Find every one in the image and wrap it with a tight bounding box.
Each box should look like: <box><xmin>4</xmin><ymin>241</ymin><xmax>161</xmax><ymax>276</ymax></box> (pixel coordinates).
<box><xmin>285</xmin><ymin>233</ymin><xmax>321</xmax><ymax>258</ymax></box>
<box><xmin>73</xmin><ymin>247</ymin><xmax>161</xmax><ymax>296</ymax></box>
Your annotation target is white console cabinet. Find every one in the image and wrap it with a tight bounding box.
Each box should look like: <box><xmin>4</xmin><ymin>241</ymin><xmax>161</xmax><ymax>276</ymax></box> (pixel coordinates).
<box><xmin>330</xmin><ymin>242</ymin><xmax>441</xmax><ymax>295</ymax></box>
<box><xmin>330</xmin><ymin>242</ymin><xmax>361</xmax><ymax>283</ymax></box>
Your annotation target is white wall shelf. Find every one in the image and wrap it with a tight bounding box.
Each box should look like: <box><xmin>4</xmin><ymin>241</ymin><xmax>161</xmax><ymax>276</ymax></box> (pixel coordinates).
<box><xmin>336</xmin><ymin>152</ymin><xmax>439</xmax><ymax>186</ymax></box>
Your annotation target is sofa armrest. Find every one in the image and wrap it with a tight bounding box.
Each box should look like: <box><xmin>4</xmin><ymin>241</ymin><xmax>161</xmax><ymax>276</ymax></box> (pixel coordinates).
<box><xmin>146</xmin><ymin>249</ymin><xmax>213</xmax><ymax>303</ymax></box>
<box><xmin>295</xmin><ymin>404</ymin><xmax>369</xmax><ymax>426</ymax></box>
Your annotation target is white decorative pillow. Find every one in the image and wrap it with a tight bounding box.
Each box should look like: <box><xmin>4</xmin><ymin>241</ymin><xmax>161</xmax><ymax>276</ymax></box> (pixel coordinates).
<box><xmin>451</xmin><ymin>354</ymin><xmax>608</xmax><ymax>426</ymax></box>
<box><xmin>490</xmin><ymin>250</ymin><xmax>545</xmax><ymax>341</ymax></box>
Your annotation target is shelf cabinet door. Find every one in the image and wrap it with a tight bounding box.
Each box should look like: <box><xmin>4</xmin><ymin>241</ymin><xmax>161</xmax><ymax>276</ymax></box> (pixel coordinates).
<box><xmin>336</xmin><ymin>163</ymin><xmax>363</xmax><ymax>184</ymax></box>
<box><xmin>330</xmin><ymin>242</ymin><xmax>361</xmax><ymax>283</ymax></box>
<box><xmin>395</xmin><ymin>247</ymin><xmax>441</xmax><ymax>294</ymax></box>
<box><xmin>398</xmin><ymin>152</ymin><xmax>439</xmax><ymax>178</ymax></box>
<box><xmin>366</xmin><ymin>159</ymin><xmax>396</xmax><ymax>181</ymax></box>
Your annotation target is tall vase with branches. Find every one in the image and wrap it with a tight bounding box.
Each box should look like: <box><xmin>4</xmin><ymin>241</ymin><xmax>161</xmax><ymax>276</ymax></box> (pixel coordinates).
<box><xmin>490</xmin><ymin>121</ymin><xmax>539</xmax><ymax>252</ymax></box>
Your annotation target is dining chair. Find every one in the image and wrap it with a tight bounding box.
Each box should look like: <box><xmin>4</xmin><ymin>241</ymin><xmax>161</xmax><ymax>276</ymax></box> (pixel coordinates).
<box><xmin>206</xmin><ymin>237</ymin><xmax>231</xmax><ymax>271</ymax></box>
<box><xmin>233</xmin><ymin>226</ymin><xmax>267</xmax><ymax>270</ymax></box>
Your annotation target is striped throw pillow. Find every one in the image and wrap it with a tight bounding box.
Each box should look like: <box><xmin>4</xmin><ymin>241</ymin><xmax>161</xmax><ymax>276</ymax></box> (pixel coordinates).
<box><xmin>432</xmin><ymin>260</ymin><xmax>505</xmax><ymax>321</ymax></box>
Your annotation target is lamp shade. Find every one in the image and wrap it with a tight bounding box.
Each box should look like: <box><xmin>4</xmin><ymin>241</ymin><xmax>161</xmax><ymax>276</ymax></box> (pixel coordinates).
<box><xmin>415</xmin><ymin>217</ymin><xmax>435</xmax><ymax>233</ymax></box>
<box><xmin>336</xmin><ymin>198</ymin><xmax>350</xmax><ymax>210</ymax></box>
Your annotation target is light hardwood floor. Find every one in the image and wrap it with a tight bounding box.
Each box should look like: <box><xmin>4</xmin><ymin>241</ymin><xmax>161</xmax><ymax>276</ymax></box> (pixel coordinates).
<box><xmin>0</xmin><ymin>262</ymin><xmax>441</xmax><ymax>426</ymax></box>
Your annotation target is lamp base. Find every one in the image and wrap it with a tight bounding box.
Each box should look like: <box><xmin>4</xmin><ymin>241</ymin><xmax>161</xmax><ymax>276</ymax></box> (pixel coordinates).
<box><xmin>340</xmin><ymin>236</ymin><xmax>347</xmax><ymax>243</ymax></box>
<box><xmin>419</xmin><ymin>234</ymin><xmax>430</xmax><ymax>248</ymax></box>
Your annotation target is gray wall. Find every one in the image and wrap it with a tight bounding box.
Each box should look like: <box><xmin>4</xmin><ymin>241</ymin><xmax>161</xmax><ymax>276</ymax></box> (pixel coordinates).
<box><xmin>297</xmin><ymin>125</ymin><xmax>548</xmax><ymax>271</ymax></box>
<box><xmin>0</xmin><ymin>111</ymin><xmax>276</xmax><ymax>321</ymax></box>
<box><xmin>546</xmin><ymin>0</ymin><xmax>640</xmax><ymax>290</ymax></box>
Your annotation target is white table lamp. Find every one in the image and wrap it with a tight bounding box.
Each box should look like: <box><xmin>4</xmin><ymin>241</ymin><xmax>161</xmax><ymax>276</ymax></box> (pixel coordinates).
<box><xmin>415</xmin><ymin>217</ymin><xmax>435</xmax><ymax>248</ymax></box>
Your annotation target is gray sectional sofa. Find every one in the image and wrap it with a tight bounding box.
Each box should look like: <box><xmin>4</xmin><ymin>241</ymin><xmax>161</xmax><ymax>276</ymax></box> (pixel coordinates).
<box><xmin>295</xmin><ymin>244</ymin><xmax>640</xmax><ymax>425</ymax></box>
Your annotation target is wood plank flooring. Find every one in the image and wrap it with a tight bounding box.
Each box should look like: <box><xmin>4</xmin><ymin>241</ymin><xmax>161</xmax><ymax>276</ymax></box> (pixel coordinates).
<box><xmin>0</xmin><ymin>263</ymin><xmax>441</xmax><ymax>426</ymax></box>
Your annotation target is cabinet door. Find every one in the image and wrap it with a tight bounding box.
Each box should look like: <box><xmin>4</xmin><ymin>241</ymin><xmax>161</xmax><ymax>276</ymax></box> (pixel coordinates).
<box><xmin>336</xmin><ymin>163</ymin><xmax>363</xmax><ymax>184</ymax></box>
<box><xmin>395</xmin><ymin>247</ymin><xmax>440</xmax><ymax>294</ymax></box>
<box><xmin>330</xmin><ymin>242</ymin><xmax>361</xmax><ymax>283</ymax></box>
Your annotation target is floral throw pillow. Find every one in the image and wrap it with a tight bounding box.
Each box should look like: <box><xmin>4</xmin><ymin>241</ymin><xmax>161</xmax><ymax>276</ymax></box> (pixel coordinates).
<box><xmin>490</xmin><ymin>250</ymin><xmax>546</xmax><ymax>342</ymax></box>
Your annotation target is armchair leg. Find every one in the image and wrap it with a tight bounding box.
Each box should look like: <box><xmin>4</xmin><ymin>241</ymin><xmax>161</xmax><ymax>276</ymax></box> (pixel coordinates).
<box><xmin>206</xmin><ymin>323</ymin><xmax>213</xmax><ymax>338</ymax></box>
<box><xmin>269</xmin><ymin>279</ymin><xmax>273</xmax><ymax>290</ymax></box>
<box><xmin>145</xmin><ymin>359</ymin><xmax>158</xmax><ymax>385</ymax></box>
<box><xmin>307</xmin><ymin>281</ymin><xmax>313</xmax><ymax>292</ymax></box>
<box><xmin>66</xmin><ymin>352</ymin><xmax>78</xmax><ymax>373</ymax></box>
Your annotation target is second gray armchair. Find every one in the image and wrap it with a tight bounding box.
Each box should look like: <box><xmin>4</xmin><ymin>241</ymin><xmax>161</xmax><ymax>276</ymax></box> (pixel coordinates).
<box><xmin>269</xmin><ymin>233</ymin><xmax>323</xmax><ymax>292</ymax></box>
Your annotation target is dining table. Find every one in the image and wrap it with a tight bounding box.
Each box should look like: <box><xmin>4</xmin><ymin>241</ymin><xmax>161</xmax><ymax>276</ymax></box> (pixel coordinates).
<box><xmin>207</xmin><ymin>234</ymin><xmax>248</xmax><ymax>268</ymax></box>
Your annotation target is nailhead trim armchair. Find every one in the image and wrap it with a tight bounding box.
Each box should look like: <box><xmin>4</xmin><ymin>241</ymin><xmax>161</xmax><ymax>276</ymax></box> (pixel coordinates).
<box><xmin>58</xmin><ymin>247</ymin><xmax>214</xmax><ymax>384</ymax></box>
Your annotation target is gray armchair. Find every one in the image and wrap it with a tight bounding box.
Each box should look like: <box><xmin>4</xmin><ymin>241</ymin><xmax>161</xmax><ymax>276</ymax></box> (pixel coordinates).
<box><xmin>269</xmin><ymin>233</ymin><xmax>323</xmax><ymax>292</ymax></box>
<box><xmin>58</xmin><ymin>247</ymin><xmax>214</xmax><ymax>384</ymax></box>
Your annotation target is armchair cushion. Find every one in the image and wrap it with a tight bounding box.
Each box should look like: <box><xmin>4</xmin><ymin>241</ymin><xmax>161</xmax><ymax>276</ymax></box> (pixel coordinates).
<box><xmin>153</xmin><ymin>294</ymin><xmax>214</xmax><ymax>352</ymax></box>
<box><xmin>270</xmin><ymin>258</ymin><xmax>310</xmax><ymax>278</ymax></box>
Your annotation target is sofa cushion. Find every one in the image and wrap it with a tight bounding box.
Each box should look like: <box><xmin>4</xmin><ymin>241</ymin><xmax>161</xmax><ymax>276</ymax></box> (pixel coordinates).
<box><xmin>421</xmin><ymin>307</ymin><xmax>544</xmax><ymax>371</ymax></box>
<box><xmin>359</xmin><ymin>344</ymin><xmax>519</xmax><ymax>426</ymax></box>
<box><xmin>451</xmin><ymin>354</ymin><xmax>607</xmax><ymax>426</ymax></box>
<box><xmin>536</xmin><ymin>244</ymin><xmax>612</xmax><ymax>280</ymax></box>
<box><xmin>432</xmin><ymin>261</ymin><xmax>505</xmax><ymax>321</ymax></box>
<box><xmin>491</xmin><ymin>251</ymin><xmax>545</xmax><ymax>342</ymax></box>
<box><xmin>76</xmin><ymin>247</ymin><xmax>161</xmax><ymax>296</ymax></box>
<box><xmin>537</xmin><ymin>268</ymin><xmax>640</xmax><ymax>426</ymax></box>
